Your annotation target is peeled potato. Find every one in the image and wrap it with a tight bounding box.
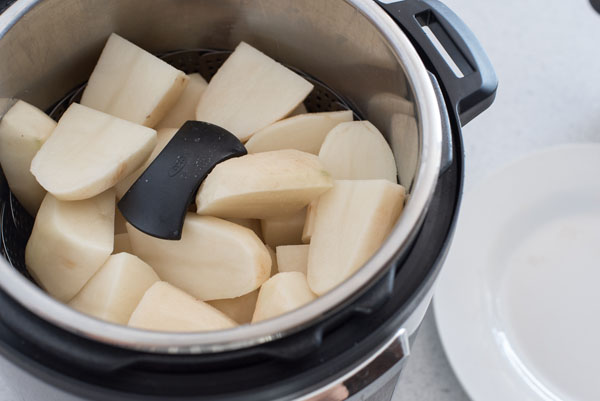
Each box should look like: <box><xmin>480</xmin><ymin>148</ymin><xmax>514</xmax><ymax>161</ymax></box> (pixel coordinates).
<box><xmin>207</xmin><ymin>290</ymin><xmax>259</xmax><ymax>324</ymax></box>
<box><xmin>195</xmin><ymin>42</ymin><xmax>313</xmax><ymax>141</ymax></box>
<box><xmin>289</xmin><ymin>103</ymin><xmax>307</xmax><ymax>117</ymax></box>
<box><xmin>196</xmin><ymin>150</ymin><xmax>333</xmax><ymax>219</ymax></box>
<box><xmin>25</xmin><ymin>190</ymin><xmax>115</xmax><ymax>302</ymax></box>
<box><xmin>114</xmin><ymin>207</ymin><xmax>128</xmax><ymax>234</ymax></box>
<box><xmin>245</xmin><ymin>110</ymin><xmax>353</xmax><ymax>154</ymax></box>
<box><xmin>307</xmin><ymin>180</ymin><xmax>405</xmax><ymax>295</ymax></box>
<box><xmin>68</xmin><ymin>253</ymin><xmax>159</xmax><ymax>324</ymax></box>
<box><xmin>267</xmin><ymin>245</ymin><xmax>278</xmax><ymax>277</ymax></box>
<box><xmin>276</xmin><ymin>244</ymin><xmax>309</xmax><ymax>275</ymax></box>
<box><xmin>261</xmin><ymin>208</ymin><xmax>306</xmax><ymax>248</ymax></box>
<box><xmin>252</xmin><ymin>272</ymin><xmax>317</xmax><ymax>322</ymax></box>
<box><xmin>390</xmin><ymin>114</ymin><xmax>419</xmax><ymax>190</ymax></box>
<box><xmin>225</xmin><ymin>218</ymin><xmax>263</xmax><ymax>240</ymax></box>
<box><xmin>127</xmin><ymin>214</ymin><xmax>271</xmax><ymax>300</ymax></box>
<box><xmin>301</xmin><ymin>200</ymin><xmax>318</xmax><ymax>244</ymax></box>
<box><xmin>319</xmin><ymin>121</ymin><xmax>397</xmax><ymax>183</ymax></box>
<box><xmin>0</xmin><ymin>100</ymin><xmax>56</xmax><ymax>215</ymax></box>
<box><xmin>128</xmin><ymin>282</ymin><xmax>237</xmax><ymax>332</ymax></box>
<box><xmin>156</xmin><ymin>73</ymin><xmax>207</xmax><ymax>129</ymax></box>
<box><xmin>30</xmin><ymin>103</ymin><xmax>156</xmax><ymax>201</ymax></box>
<box><xmin>113</xmin><ymin>233</ymin><xmax>132</xmax><ymax>254</ymax></box>
<box><xmin>81</xmin><ymin>33</ymin><xmax>189</xmax><ymax>127</ymax></box>
<box><xmin>115</xmin><ymin>127</ymin><xmax>177</xmax><ymax>199</ymax></box>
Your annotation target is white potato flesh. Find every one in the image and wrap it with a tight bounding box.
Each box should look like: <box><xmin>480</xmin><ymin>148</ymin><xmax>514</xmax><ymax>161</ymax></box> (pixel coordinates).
<box><xmin>288</xmin><ymin>103</ymin><xmax>307</xmax><ymax>117</ymax></box>
<box><xmin>156</xmin><ymin>73</ymin><xmax>207</xmax><ymax>129</ymax></box>
<box><xmin>319</xmin><ymin>121</ymin><xmax>397</xmax><ymax>183</ymax></box>
<box><xmin>113</xmin><ymin>233</ymin><xmax>132</xmax><ymax>254</ymax></box>
<box><xmin>195</xmin><ymin>42</ymin><xmax>313</xmax><ymax>141</ymax></box>
<box><xmin>127</xmin><ymin>214</ymin><xmax>271</xmax><ymax>300</ymax></box>
<box><xmin>128</xmin><ymin>282</ymin><xmax>237</xmax><ymax>332</ymax></box>
<box><xmin>114</xmin><ymin>207</ymin><xmax>127</xmax><ymax>234</ymax></box>
<box><xmin>80</xmin><ymin>33</ymin><xmax>189</xmax><ymax>127</ymax></box>
<box><xmin>307</xmin><ymin>180</ymin><xmax>405</xmax><ymax>295</ymax></box>
<box><xmin>276</xmin><ymin>244</ymin><xmax>309</xmax><ymax>275</ymax></box>
<box><xmin>207</xmin><ymin>289</ymin><xmax>259</xmax><ymax>324</ymax></box>
<box><xmin>252</xmin><ymin>272</ymin><xmax>317</xmax><ymax>322</ymax></box>
<box><xmin>301</xmin><ymin>199</ymin><xmax>318</xmax><ymax>244</ymax></box>
<box><xmin>261</xmin><ymin>208</ymin><xmax>306</xmax><ymax>248</ymax></box>
<box><xmin>68</xmin><ymin>253</ymin><xmax>159</xmax><ymax>324</ymax></box>
<box><xmin>266</xmin><ymin>245</ymin><xmax>278</xmax><ymax>277</ymax></box>
<box><xmin>0</xmin><ymin>100</ymin><xmax>56</xmax><ymax>215</ymax></box>
<box><xmin>390</xmin><ymin>114</ymin><xmax>419</xmax><ymax>190</ymax></box>
<box><xmin>115</xmin><ymin>128</ymin><xmax>177</xmax><ymax>198</ymax></box>
<box><xmin>245</xmin><ymin>110</ymin><xmax>353</xmax><ymax>155</ymax></box>
<box><xmin>30</xmin><ymin>103</ymin><xmax>157</xmax><ymax>201</ymax></box>
<box><xmin>196</xmin><ymin>150</ymin><xmax>333</xmax><ymax>219</ymax></box>
<box><xmin>25</xmin><ymin>190</ymin><xmax>115</xmax><ymax>301</ymax></box>
<box><xmin>224</xmin><ymin>218</ymin><xmax>263</xmax><ymax>240</ymax></box>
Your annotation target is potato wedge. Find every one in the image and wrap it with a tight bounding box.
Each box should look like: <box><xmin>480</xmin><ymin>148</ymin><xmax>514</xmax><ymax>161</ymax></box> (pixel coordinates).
<box><xmin>301</xmin><ymin>199</ymin><xmax>318</xmax><ymax>244</ymax></box>
<box><xmin>0</xmin><ymin>100</ymin><xmax>56</xmax><ymax>215</ymax></box>
<box><xmin>307</xmin><ymin>180</ymin><xmax>405</xmax><ymax>295</ymax></box>
<box><xmin>115</xmin><ymin>128</ymin><xmax>177</xmax><ymax>198</ymax></box>
<box><xmin>81</xmin><ymin>33</ymin><xmax>188</xmax><ymax>127</ymax></box>
<box><xmin>195</xmin><ymin>42</ymin><xmax>313</xmax><ymax>141</ymax></box>
<box><xmin>114</xmin><ymin>233</ymin><xmax>132</xmax><ymax>254</ymax></box>
<box><xmin>245</xmin><ymin>111</ymin><xmax>352</xmax><ymax>154</ymax></box>
<box><xmin>252</xmin><ymin>272</ymin><xmax>317</xmax><ymax>322</ymax></box>
<box><xmin>276</xmin><ymin>244</ymin><xmax>309</xmax><ymax>275</ymax></box>
<box><xmin>25</xmin><ymin>190</ymin><xmax>115</xmax><ymax>301</ymax></box>
<box><xmin>196</xmin><ymin>150</ymin><xmax>332</xmax><ymax>219</ymax></box>
<box><xmin>156</xmin><ymin>73</ymin><xmax>207</xmax><ymax>129</ymax></box>
<box><xmin>225</xmin><ymin>218</ymin><xmax>263</xmax><ymax>240</ymax></box>
<box><xmin>128</xmin><ymin>282</ymin><xmax>237</xmax><ymax>332</ymax></box>
<box><xmin>319</xmin><ymin>121</ymin><xmax>397</xmax><ymax>183</ymax></box>
<box><xmin>31</xmin><ymin>103</ymin><xmax>156</xmax><ymax>201</ymax></box>
<box><xmin>261</xmin><ymin>208</ymin><xmax>306</xmax><ymax>248</ymax></box>
<box><xmin>68</xmin><ymin>253</ymin><xmax>159</xmax><ymax>324</ymax></box>
<box><xmin>207</xmin><ymin>290</ymin><xmax>259</xmax><ymax>324</ymax></box>
<box><xmin>127</xmin><ymin>214</ymin><xmax>270</xmax><ymax>300</ymax></box>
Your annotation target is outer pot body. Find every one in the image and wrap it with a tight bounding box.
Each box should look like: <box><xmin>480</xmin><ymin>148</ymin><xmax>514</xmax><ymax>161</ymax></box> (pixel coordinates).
<box><xmin>0</xmin><ymin>0</ymin><xmax>492</xmax><ymax>399</ymax></box>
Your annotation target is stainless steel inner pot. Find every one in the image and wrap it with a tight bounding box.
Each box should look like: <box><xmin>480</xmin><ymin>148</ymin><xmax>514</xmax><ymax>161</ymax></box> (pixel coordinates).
<box><xmin>0</xmin><ymin>0</ymin><xmax>442</xmax><ymax>353</ymax></box>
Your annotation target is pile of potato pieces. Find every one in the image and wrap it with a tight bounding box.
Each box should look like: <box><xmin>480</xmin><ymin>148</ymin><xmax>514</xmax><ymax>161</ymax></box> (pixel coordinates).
<box><xmin>0</xmin><ymin>34</ymin><xmax>406</xmax><ymax>332</ymax></box>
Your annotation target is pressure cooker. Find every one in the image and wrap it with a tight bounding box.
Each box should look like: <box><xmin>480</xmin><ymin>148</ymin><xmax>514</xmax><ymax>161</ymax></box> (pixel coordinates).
<box><xmin>0</xmin><ymin>0</ymin><xmax>497</xmax><ymax>399</ymax></box>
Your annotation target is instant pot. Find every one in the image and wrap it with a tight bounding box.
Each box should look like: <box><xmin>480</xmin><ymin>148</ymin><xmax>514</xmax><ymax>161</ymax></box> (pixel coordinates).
<box><xmin>0</xmin><ymin>0</ymin><xmax>497</xmax><ymax>399</ymax></box>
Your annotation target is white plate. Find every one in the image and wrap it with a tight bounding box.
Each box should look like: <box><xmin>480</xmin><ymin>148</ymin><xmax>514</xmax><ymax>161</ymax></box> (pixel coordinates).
<box><xmin>434</xmin><ymin>143</ymin><xmax>600</xmax><ymax>401</ymax></box>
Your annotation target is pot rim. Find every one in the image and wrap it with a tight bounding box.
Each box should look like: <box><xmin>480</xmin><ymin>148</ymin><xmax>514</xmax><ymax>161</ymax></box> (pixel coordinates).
<box><xmin>0</xmin><ymin>0</ymin><xmax>442</xmax><ymax>353</ymax></box>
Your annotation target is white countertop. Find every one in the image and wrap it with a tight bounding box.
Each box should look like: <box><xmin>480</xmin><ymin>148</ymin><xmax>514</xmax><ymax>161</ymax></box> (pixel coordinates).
<box><xmin>393</xmin><ymin>0</ymin><xmax>600</xmax><ymax>400</ymax></box>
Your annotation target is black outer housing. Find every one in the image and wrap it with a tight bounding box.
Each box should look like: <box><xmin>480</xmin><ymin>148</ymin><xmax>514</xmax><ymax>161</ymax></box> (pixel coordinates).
<box><xmin>0</xmin><ymin>0</ymin><xmax>485</xmax><ymax>399</ymax></box>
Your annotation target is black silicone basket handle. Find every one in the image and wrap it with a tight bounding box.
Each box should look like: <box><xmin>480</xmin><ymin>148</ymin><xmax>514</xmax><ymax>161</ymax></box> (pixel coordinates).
<box><xmin>378</xmin><ymin>0</ymin><xmax>498</xmax><ymax>126</ymax></box>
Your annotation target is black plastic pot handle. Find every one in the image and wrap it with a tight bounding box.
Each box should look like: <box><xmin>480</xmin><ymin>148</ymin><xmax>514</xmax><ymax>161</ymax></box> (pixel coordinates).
<box><xmin>378</xmin><ymin>0</ymin><xmax>497</xmax><ymax>126</ymax></box>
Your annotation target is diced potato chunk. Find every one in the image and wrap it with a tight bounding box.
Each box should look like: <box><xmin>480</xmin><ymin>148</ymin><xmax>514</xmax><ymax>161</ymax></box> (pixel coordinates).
<box><xmin>225</xmin><ymin>218</ymin><xmax>263</xmax><ymax>240</ymax></box>
<box><xmin>301</xmin><ymin>200</ymin><xmax>318</xmax><ymax>244</ymax></box>
<box><xmin>156</xmin><ymin>73</ymin><xmax>207</xmax><ymax>129</ymax></box>
<box><xmin>267</xmin><ymin>245</ymin><xmax>278</xmax><ymax>277</ymax></box>
<box><xmin>127</xmin><ymin>214</ymin><xmax>270</xmax><ymax>300</ymax></box>
<box><xmin>114</xmin><ymin>233</ymin><xmax>132</xmax><ymax>254</ymax></box>
<box><xmin>128</xmin><ymin>282</ymin><xmax>237</xmax><ymax>332</ymax></box>
<box><xmin>390</xmin><ymin>114</ymin><xmax>419</xmax><ymax>189</ymax></box>
<box><xmin>30</xmin><ymin>103</ymin><xmax>156</xmax><ymax>201</ymax></box>
<box><xmin>115</xmin><ymin>128</ymin><xmax>177</xmax><ymax>198</ymax></box>
<box><xmin>0</xmin><ymin>100</ymin><xmax>56</xmax><ymax>215</ymax></box>
<box><xmin>252</xmin><ymin>272</ymin><xmax>317</xmax><ymax>322</ymax></box>
<box><xmin>319</xmin><ymin>121</ymin><xmax>397</xmax><ymax>183</ymax></box>
<box><xmin>68</xmin><ymin>253</ymin><xmax>159</xmax><ymax>324</ymax></box>
<box><xmin>261</xmin><ymin>208</ymin><xmax>306</xmax><ymax>248</ymax></box>
<box><xmin>25</xmin><ymin>190</ymin><xmax>115</xmax><ymax>301</ymax></box>
<box><xmin>195</xmin><ymin>42</ymin><xmax>313</xmax><ymax>141</ymax></box>
<box><xmin>307</xmin><ymin>180</ymin><xmax>405</xmax><ymax>295</ymax></box>
<box><xmin>81</xmin><ymin>33</ymin><xmax>189</xmax><ymax>127</ymax></box>
<box><xmin>245</xmin><ymin>111</ymin><xmax>352</xmax><ymax>154</ymax></box>
<box><xmin>207</xmin><ymin>290</ymin><xmax>259</xmax><ymax>324</ymax></box>
<box><xmin>276</xmin><ymin>244</ymin><xmax>309</xmax><ymax>275</ymax></box>
<box><xmin>114</xmin><ymin>207</ymin><xmax>127</xmax><ymax>234</ymax></box>
<box><xmin>196</xmin><ymin>150</ymin><xmax>333</xmax><ymax>219</ymax></box>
